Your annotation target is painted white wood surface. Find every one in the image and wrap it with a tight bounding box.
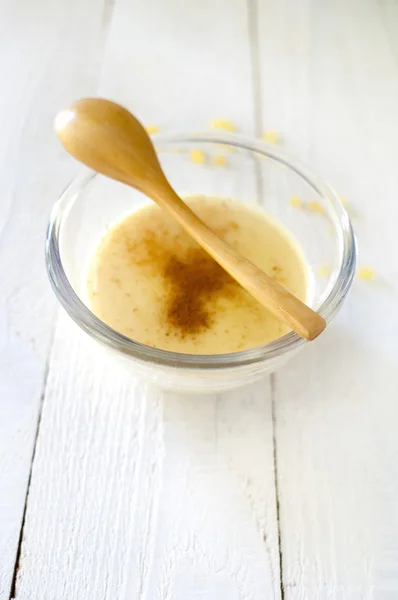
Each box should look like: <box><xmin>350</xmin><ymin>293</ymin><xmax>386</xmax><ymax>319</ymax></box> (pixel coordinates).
<box><xmin>1</xmin><ymin>1</ymin><xmax>398</xmax><ymax>599</ymax></box>
<box><xmin>13</xmin><ymin>2</ymin><xmax>280</xmax><ymax>599</ymax></box>
<box><xmin>257</xmin><ymin>1</ymin><xmax>398</xmax><ymax>598</ymax></box>
<box><xmin>0</xmin><ymin>0</ymin><xmax>109</xmax><ymax>596</ymax></box>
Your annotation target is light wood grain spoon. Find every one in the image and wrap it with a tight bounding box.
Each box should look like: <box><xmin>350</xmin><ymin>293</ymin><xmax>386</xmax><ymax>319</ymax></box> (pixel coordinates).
<box><xmin>55</xmin><ymin>97</ymin><xmax>326</xmax><ymax>341</ymax></box>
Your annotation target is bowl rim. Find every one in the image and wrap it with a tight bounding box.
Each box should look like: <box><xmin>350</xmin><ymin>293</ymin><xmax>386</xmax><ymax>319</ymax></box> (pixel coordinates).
<box><xmin>46</xmin><ymin>131</ymin><xmax>356</xmax><ymax>370</ymax></box>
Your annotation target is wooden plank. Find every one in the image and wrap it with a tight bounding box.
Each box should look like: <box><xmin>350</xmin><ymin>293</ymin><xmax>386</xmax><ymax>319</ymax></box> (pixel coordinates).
<box><xmin>256</xmin><ymin>1</ymin><xmax>398</xmax><ymax>598</ymax></box>
<box><xmin>15</xmin><ymin>318</ymin><xmax>280</xmax><ymax>600</ymax></box>
<box><xmin>14</xmin><ymin>1</ymin><xmax>281</xmax><ymax>599</ymax></box>
<box><xmin>0</xmin><ymin>0</ymin><xmax>110</xmax><ymax>596</ymax></box>
<box><xmin>99</xmin><ymin>0</ymin><xmax>256</xmax><ymax>133</ymax></box>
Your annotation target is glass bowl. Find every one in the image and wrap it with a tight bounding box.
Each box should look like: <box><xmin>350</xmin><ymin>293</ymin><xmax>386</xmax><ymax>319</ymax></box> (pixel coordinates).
<box><xmin>46</xmin><ymin>133</ymin><xmax>356</xmax><ymax>392</ymax></box>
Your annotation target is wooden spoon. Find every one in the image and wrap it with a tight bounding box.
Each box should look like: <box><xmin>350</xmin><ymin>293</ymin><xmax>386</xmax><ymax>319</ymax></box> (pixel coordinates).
<box><xmin>55</xmin><ymin>97</ymin><xmax>326</xmax><ymax>341</ymax></box>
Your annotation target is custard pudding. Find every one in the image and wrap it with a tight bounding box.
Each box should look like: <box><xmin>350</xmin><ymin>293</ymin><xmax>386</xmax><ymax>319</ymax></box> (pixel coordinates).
<box><xmin>87</xmin><ymin>196</ymin><xmax>308</xmax><ymax>354</ymax></box>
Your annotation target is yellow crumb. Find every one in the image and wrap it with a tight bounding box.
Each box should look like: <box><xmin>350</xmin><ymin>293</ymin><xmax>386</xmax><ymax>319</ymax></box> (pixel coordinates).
<box><xmin>209</xmin><ymin>119</ymin><xmax>237</xmax><ymax>132</ymax></box>
<box><xmin>307</xmin><ymin>201</ymin><xmax>325</xmax><ymax>213</ymax></box>
<box><xmin>357</xmin><ymin>267</ymin><xmax>375</xmax><ymax>280</ymax></box>
<box><xmin>289</xmin><ymin>195</ymin><xmax>302</xmax><ymax>209</ymax></box>
<box><xmin>339</xmin><ymin>196</ymin><xmax>353</xmax><ymax>215</ymax></box>
<box><xmin>339</xmin><ymin>196</ymin><xmax>348</xmax><ymax>207</ymax></box>
<box><xmin>317</xmin><ymin>265</ymin><xmax>331</xmax><ymax>278</ymax></box>
<box><xmin>212</xmin><ymin>155</ymin><xmax>227</xmax><ymax>166</ymax></box>
<box><xmin>261</xmin><ymin>130</ymin><xmax>279</xmax><ymax>144</ymax></box>
<box><xmin>145</xmin><ymin>125</ymin><xmax>159</xmax><ymax>135</ymax></box>
<box><xmin>190</xmin><ymin>149</ymin><xmax>206</xmax><ymax>165</ymax></box>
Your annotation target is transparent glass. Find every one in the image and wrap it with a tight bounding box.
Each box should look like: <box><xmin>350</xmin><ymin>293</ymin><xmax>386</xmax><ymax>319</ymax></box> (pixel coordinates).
<box><xmin>46</xmin><ymin>133</ymin><xmax>356</xmax><ymax>392</ymax></box>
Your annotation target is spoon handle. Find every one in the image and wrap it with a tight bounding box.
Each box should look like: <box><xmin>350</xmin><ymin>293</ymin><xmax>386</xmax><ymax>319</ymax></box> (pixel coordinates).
<box><xmin>154</xmin><ymin>186</ymin><xmax>326</xmax><ymax>341</ymax></box>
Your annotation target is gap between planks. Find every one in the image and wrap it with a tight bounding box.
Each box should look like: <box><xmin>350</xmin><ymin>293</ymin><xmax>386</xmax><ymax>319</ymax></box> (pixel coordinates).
<box><xmin>9</xmin><ymin>329</ymin><xmax>57</xmax><ymax>599</ymax></box>
<box><xmin>248</xmin><ymin>1</ymin><xmax>284</xmax><ymax>598</ymax></box>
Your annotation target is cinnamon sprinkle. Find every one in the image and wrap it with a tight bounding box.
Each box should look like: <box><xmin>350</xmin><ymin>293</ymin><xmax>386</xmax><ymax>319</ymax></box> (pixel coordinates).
<box><xmin>163</xmin><ymin>249</ymin><xmax>234</xmax><ymax>337</ymax></box>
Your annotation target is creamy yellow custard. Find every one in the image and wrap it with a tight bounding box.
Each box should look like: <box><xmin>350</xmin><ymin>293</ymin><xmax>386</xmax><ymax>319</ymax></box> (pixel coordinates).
<box><xmin>87</xmin><ymin>196</ymin><xmax>308</xmax><ymax>354</ymax></box>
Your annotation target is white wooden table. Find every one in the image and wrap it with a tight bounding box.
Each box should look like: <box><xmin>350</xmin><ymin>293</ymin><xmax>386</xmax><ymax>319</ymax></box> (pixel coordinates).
<box><xmin>1</xmin><ymin>1</ymin><xmax>398</xmax><ymax>598</ymax></box>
